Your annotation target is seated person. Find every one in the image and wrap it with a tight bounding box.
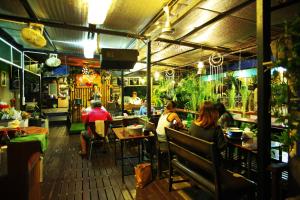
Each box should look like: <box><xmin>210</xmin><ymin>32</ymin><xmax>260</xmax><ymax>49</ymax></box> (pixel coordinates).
<box><xmin>156</xmin><ymin>101</ymin><xmax>183</xmax><ymax>142</ymax></box>
<box><xmin>129</xmin><ymin>91</ymin><xmax>141</xmax><ymax>105</ymax></box>
<box><xmin>214</xmin><ymin>102</ymin><xmax>234</xmax><ymax>129</ymax></box>
<box><xmin>139</xmin><ymin>99</ymin><xmax>155</xmax><ymax>115</ymax></box>
<box><xmin>79</xmin><ymin>100</ymin><xmax>112</xmax><ymax>156</ymax></box>
<box><xmin>82</xmin><ymin>99</ymin><xmax>106</xmax><ymax>113</ymax></box>
<box><xmin>188</xmin><ymin>101</ymin><xmax>226</xmax><ymax>151</ymax></box>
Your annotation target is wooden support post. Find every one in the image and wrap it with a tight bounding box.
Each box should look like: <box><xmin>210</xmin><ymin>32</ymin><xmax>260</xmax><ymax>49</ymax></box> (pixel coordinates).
<box><xmin>147</xmin><ymin>40</ymin><xmax>151</xmax><ymax>119</ymax></box>
<box><xmin>121</xmin><ymin>70</ymin><xmax>124</xmax><ymax>114</ymax></box>
<box><xmin>256</xmin><ymin>0</ymin><xmax>271</xmax><ymax>199</ymax></box>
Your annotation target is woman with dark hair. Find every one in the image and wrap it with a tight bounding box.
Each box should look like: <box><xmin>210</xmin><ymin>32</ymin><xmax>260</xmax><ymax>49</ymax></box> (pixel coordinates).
<box><xmin>188</xmin><ymin>101</ymin><xmax>226</xmax><ymax>151</ymax></box>
<box><xmin>214</xmin><ymin>102</ymin><xmax>234</xmax><ymax>128</ymax></box>
<box><xmin>156</xmin><ymin>101</ymin><xmax>183</xmax><ymax>142</ymax></box>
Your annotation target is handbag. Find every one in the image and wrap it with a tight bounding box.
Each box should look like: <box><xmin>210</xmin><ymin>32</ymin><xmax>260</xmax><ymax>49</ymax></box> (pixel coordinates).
<box><xmin>134</xmin><ymin>163</ymin><xmax>152</xmax><ymax>188</ymax></box>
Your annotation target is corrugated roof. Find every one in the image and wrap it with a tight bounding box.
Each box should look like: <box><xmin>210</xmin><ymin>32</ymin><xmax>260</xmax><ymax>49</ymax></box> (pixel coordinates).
<box><xmin>0</xmin><ymin>0</ymin><xmax>299</xmax><ymax>69</ymax></box>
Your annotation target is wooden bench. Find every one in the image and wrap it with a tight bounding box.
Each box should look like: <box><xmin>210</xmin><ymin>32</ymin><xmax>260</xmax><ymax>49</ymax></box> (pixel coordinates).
<box><xmin>165</xmin><ymin>127</ymin><xmax>256</xmax><ymax>199</ymax></box>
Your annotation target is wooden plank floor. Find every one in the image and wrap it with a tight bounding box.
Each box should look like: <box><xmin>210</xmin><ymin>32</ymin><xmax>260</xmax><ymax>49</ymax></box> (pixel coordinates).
<box><xmin>41</xmin><ymin>126</ymin><xmax>207</xmax><ymax>200</ymax></box>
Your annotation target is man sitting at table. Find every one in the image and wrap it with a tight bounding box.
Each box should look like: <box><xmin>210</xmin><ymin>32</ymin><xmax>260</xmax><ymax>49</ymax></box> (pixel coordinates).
<box><xmin>79</xmin><ymin>100</ymin><xmax>112</xmax><ymax>156</ymax></box>
<box><xmin>129</xmin><ymin>91</ymin><xmax>141</xmax><ymax>105</ymax></box>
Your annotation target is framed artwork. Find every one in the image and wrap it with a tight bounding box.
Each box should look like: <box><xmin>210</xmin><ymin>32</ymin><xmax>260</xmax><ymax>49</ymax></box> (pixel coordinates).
<box><xmin>1</xmin><ymin>71</ymin><xmax>7</xmax><ymax>87</ymax></box>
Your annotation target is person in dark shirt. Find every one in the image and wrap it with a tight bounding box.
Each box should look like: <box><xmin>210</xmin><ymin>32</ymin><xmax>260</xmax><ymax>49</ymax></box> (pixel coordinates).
<box><xmin>214</xmin><ymin>102</ymin><xmax>234</xmax><ymax>129</ymax></box>
<box><xmin>188</xmin><ymin>101</ymin><xmax>226</xmax><ymax>151</ymax></box>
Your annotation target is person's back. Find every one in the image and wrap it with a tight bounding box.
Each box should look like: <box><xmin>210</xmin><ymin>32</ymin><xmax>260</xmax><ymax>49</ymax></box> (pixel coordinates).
<box><xmin>189</xmin><ymin>122</ymin><xmax>225</xmax><ymax>150</ymax></box>
<box><xmin>156</xmin><ymin>101</ymin><xmax>182</xmax><ymax>142</ymax></box>
<box><xmin>188</xmin><ymin>101</ymin><xmax>226</xmax><ymax>151</ymax></box>
<box><xmin>88</xmin><ymin>107</ymin><xmax>112</xmax><ymax>122</ymax></box>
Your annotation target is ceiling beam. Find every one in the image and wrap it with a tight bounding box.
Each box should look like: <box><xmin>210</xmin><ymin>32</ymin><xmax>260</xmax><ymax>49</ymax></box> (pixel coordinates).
<box><xmin>152</xmin><ymin>48</ymin><xmax>197</xmax><ymax>64</ymax></box>
<box><xmin>19</xmin><ymin>0</ymin><xmax>57</xmax><ymax>51</ymax></box>
<box><xmin>156</xmin><ymin>38</ymin><xmax>230</xmax><ymax>52</ymax></box>
<box><xmin>0</xmin><ymin>14</ymin><xmax>146</xmax><ymax>40</ymax></box>
<box><xmin>178</xmin><ymin>0</ymin><xmax>256</xmax><ymax>40</ymax></box>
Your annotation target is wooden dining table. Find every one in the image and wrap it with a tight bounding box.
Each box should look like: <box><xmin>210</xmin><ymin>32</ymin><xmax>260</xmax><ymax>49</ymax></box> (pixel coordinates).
<box><xmin>0</xmin><ymin>126</ymin><xmax>48</xmax><ymax>135</ymax></box>
<box><xmin>112</xmin><ymin>127</ymin><xmax>154</xmax><ymax>182</ymax></box>
<box><xmin>0</xmin><ymin>126</ymin><xmax>48</xmax><ymax>153</ymax></box>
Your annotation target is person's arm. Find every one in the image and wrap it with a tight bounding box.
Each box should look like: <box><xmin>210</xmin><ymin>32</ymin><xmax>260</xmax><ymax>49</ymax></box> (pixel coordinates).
<box><xmin>106</xmin><ymin>112</ymin><xmax>113</xmax><ymax>121</ymax></box>
<box><xmin>167</xmin><ymin>113</ymin><xmax>183</xmax><ymax>128</ymax></box>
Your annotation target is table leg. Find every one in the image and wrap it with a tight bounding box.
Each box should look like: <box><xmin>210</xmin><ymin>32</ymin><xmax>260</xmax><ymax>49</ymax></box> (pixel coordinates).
<box><xmin>138</xmin><ymin>140</ymin><xmax>141</xmax><ymax>163</ymax></box>
<box><xmin>141</xmin><ymin>139</ymin><xmax>144</xmax><ymax>161</ymax></box>
<box><xmin>150</xmin><ymin>139</ymin><xmax>154</xmax><ymax>180</ymax></box>
<box><xmin>121</xmin><ymin>141</ymin><xmax>124</xmax><ymax>183</ymax></box>
<box><xmin>114</xmin><ymin>135</ymin><xmax>117</xmax><ymax>165</ymax></box>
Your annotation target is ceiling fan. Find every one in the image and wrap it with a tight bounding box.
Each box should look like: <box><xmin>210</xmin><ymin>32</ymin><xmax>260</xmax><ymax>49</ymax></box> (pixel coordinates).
<box><xmin>161</xmin><ymin>5</ymin><xmax>175</xmax><ymax>35</ymax></box>
<box><xmin>45</xmin><ymin>53</ymin><xmax>61</xmax><ymax>67</ymax></box>
<box><xmin>21</xmin><ymin>23</ymin><xmax>47</xmax><ymax>48</ymax></box>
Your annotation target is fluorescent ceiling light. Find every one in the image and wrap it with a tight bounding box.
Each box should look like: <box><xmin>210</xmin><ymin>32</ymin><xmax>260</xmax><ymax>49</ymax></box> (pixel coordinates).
<box><xmin>83</xmin><ymin>38</ymin><xmax>96</xmax><ymax>58</ymax></box>
<box><xmin>88</xmin><ymin>0</ymin><xmax>112</xmax><ymax>24</ymax></box>
<box><xmin>130</xmin><ymin>62</ymin><xmax>146</xmax><ymax>72</ymax></box>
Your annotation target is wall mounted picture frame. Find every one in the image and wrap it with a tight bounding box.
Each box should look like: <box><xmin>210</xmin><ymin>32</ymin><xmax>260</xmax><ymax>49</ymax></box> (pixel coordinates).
<box><xmin>1</xmin><ymin>71</ymin><xmax>7</xmax><ymax>87</ymax></box>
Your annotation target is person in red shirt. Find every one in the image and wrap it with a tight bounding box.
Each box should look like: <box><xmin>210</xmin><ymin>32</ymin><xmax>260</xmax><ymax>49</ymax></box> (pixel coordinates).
<box><xmin>79</xmin><ymin>100</ymin><xmax>112</xmax><ymax>156</ymax></box>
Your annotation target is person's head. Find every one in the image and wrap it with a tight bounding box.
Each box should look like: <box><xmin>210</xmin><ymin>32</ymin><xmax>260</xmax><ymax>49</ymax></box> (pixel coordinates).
<box><xmin>214</xmin><ymin>102</ymin><xmax>226</xmax><ymax>116</ymax></box>
<box><xmin>165</xmin><ymin>101</ymin><xmax>176</xmax><ymax>112</ymax></box>
<box><xmin>196</xmin><ymin>101</ymin><xmax>219</xmax><ymax>128</ymax></box>
<box><xmin>132</xmin><ymin>91</ymin><xmax>137</xmax><ymax>98</ymax></box>
<box><xmin>142</xmin><ymin>99</ymin><xmax>147</xmax><ymax>106</ymax></box>
<box><xmin>91</xmin><ymin>100</ymin><xmax>102</xmax><ymax>108</ymax></box>
<box><xmin>93</xmin><ymin>84</ymin><xmax>98</xmax><ymax>91</ymax></box>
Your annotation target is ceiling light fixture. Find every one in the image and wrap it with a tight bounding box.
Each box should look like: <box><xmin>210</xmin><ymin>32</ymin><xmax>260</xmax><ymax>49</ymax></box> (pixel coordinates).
<box><xmin>88</xmin><ymin>0</ymin><xmax>112</xmax><ymax>25</ymax></box>
<box><xmin>197</xmin><ymin>61</ymin><xmax>204</xmax><ymax>74</ymax></box>
<box><xmin>161</xmin><ymin>5</ymin><xmax>175</xmax><ymax>35</ymax></box>
<box><xmin>83</xmin><ymin>33</ymin><xmax>97</xmax><ymax>59</ymax></box>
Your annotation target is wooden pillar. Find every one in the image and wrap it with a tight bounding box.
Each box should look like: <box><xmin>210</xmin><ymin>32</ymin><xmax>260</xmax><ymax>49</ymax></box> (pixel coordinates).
<box><xmin>121</xmin><ymin>70</ymin><xmax>124</xmax><ymax>113</ymax></box>
<box><xmin>256</xmin><ymin>0</ymin><xmax>271</xmax><ymax>199</ymax></box>
<box><xmin>39</xmin><ymin>75</ymin><xmax>42</xmax><ymax>108</ymax></box>
<box><xmin>20</xmin><ymin>52</ymin><xmax>24</xmax><ymax>109</ymax></box>
<box><xmin>147</xmin><ymin>40</ymin><xmax>151</xmax><ymax>119</ymax></box>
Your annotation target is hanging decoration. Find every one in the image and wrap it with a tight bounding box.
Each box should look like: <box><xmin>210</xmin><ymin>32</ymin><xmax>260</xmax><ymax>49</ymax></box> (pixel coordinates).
<box><xmin>209</xmin><ymin>52</ymin><xmax>224</xmax><ymax>96</ymax></box>
<box><xmin>165</xmin><ymin>69</ymin><xmax>175</xmax><ymax>81</ymax></box>
<box><xmin>78</xmin><ymin>65</ymin><xmax>97</xmax><ymax>86</ymax></box>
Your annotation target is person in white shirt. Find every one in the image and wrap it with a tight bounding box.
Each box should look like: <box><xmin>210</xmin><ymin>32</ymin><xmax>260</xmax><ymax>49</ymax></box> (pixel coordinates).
<box><xmin>129</xmin><ymin>91</ymin><xmax>141</xmax><ymax>105</ymax></box>
<box><xmin>156</xmin><ymin>101</ymin><xmax>183</xmax><ymax>142</ymax></box>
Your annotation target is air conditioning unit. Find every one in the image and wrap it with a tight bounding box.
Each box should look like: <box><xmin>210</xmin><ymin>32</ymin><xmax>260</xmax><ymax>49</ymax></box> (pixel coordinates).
<box><xmin>100</xmin><ymin>48</ymin><xmax>139</xmax><ymax>69</ymax></box>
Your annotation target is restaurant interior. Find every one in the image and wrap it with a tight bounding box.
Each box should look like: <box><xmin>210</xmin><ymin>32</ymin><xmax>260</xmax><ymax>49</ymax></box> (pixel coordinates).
<box><xmin>0</xmin><ymin>0</ymin><xmax>300</xmax><ymax>199</ymax></box>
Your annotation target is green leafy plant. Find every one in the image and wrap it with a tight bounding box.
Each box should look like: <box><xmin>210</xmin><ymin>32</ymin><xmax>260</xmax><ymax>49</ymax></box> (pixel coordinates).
<box><xmin>240</xmin><ymin>84</ymin><xmax>250</xmax><ymax>115</ymax></box>
<box><xmin>228</xmin><ymin>85</ymin><xmax>236</xmax><ymax>109</ymax></box>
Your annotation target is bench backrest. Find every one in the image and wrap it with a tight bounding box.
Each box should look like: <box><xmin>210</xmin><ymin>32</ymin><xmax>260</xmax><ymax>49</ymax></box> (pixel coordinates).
<box><xmin>165</xmin><ymin>127</ymin><xmax>221</xmax><ymax>198</ymax></box>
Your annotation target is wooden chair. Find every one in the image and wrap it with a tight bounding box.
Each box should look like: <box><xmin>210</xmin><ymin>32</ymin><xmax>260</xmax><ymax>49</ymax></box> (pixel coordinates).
<box><xmin>138</xmin><ymin>118</ymin><xmax>169</xmax><ymax>179</ymax></box>
<box><xmin>87</xmin><ymin>121</ymin><xmax>109</xmax><ymax>160</ymax></box>
<box><xmin>270</xmin><ymin>156</ymin><xmax>300</xmax><ymax>200</ymax></box>
<box><xmin>165</xmin><ymin>127</ymin><xmax>256</xmax><ymax>199</ymax></box>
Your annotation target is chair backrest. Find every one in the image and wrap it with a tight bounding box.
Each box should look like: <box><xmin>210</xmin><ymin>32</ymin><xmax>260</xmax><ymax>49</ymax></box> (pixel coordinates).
<box><xmin>123</xmin><ymin>117</ymin><xmax>139</xmax><ymax>127</ymax></box>
<box><xmin>87</xmin><ymin>121</ymin><xmax>110</xmax><ymax>138</ymax></box>
<box><xmin>165</xmin><ymin>127</ymin><xmax>221</xmax><ymax>198</ymax></box>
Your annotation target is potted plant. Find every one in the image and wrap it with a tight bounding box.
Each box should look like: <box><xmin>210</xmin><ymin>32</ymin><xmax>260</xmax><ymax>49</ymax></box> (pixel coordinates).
<box><xmin>271</xmin><ymin>14</ymin><xmax>300</xmax><ymax>158</ymax></box>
